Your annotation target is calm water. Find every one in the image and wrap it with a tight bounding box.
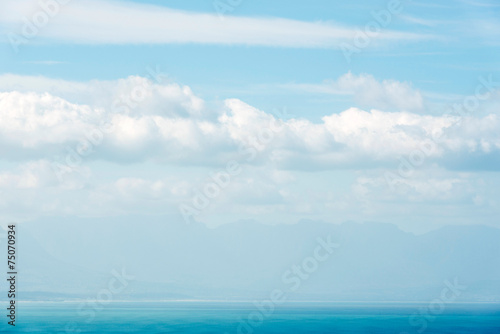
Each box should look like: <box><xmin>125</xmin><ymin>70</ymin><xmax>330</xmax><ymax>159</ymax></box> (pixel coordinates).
<box><xmin>2</xmin><ymin>302</ymin><xmax>499</xmax><ymax>333</ymax></box>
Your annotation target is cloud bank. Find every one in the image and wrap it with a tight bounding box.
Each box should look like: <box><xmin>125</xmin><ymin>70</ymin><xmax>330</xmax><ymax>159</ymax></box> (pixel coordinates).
<box><xmin>0</xmin><ymin>74</ymin><xmax>499</xmax><ymax>170</ymax></box>
<box><xmin>0</xmin><ymin>74</ymin><xmax>499</xmax><ymax>228</ymax></box>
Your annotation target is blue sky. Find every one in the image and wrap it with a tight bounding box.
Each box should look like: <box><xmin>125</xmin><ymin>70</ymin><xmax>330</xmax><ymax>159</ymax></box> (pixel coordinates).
<box><xmin>0</xmin><ymin>0</ymin><xmax>499</xmax><ymax>232</ymax></box>
<box><xmin>1</xmin><ymin>0</ymin><xmax>499</xmax><ymax>110</ymax></box>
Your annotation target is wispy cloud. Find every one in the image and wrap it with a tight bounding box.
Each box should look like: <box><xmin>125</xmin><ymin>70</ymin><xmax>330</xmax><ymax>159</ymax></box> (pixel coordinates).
<box><xmin>22</xmin><ymin>60</ymin><xmax>66</xmax><ymax>65</ymax></box>
<box><xmin>0</xmin><ymin>0</ymin><xmax>431</xmax><ymax>48</ymax></box>
<box><xmin>459</xmin><ymin>0</ymin><xmax>500</xmax><ymax>7</ymax></box>
<box><xmin>398</xmin><ymin>15</ymin><xmax>440</xmax><ymax>27</ymax></box>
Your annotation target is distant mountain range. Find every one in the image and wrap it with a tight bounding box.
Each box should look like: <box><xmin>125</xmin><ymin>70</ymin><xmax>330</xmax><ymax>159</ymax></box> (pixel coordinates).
<box><xmin>3</xmin><ymin>216</ymin><xmax>500</xmax><ymax>302</ymax></box>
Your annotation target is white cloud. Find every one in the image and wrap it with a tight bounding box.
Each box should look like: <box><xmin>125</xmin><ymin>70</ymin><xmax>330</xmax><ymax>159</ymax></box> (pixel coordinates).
<box><xmin>398</xmin><ymin>15</ymin><xmax>441</xmax><ymax>27</ymax></box>
<box><xmin>459</xmin><ymin>0</ymin><xmax>500</xmax><ymax>7</ymax></box>
<box><xmin>0</xmin><ymin>75</ymin><xmax>499</xmax><ymax>171</ymax></box>
<box><xmin>0</xmin><ymin>91</ymin><xmax>102</xmax><ymax>147</ymax></box>
<box><xmin>322</xmin><ymin>107</ymin><xmax>451</xmax><ymax>157</ymax></box>
<box><xmin>0</xmin><ymin>0</ymin><xmax>429</xmax><ymax>48</ymax></box>
<box><xmin>0</xmin><ymin>158</ymin><xmax>498</xmax><ymax>232</ymax></box>
<box><xmin>0</xmin><ymin>160</ymin><xmax>58</xmax><ymax>189</ymax></box>
<box><xmin>352</xmin><ymin>172</ymin><xmax>470</xmax><ymax>202</ymax></box>
<box><xmin>21</xmin><ymin>60</ymin><xmax>66</xmax><ymax>65</ymax></box>
<box><xmin>283</xmin><ymin>72</ymin><xmax>425</xmax><ymax>112</ymax></box>
<box><xmin>340</xmin><ymin>166</ymin><xmax>500</xmax><ymax>230</ymax></box>
<box><xmin>0</xmin><ymin>74</ymin><xmax>205</xmax><ymax>118</ymax></box>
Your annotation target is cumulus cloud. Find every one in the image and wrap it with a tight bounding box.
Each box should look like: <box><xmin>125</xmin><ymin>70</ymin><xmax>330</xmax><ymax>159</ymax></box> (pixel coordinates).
<box><xmin>0</xmin><ymin>74</ymin><xmax>205</xmax><ymax>118</ymax></box>
<box><xmin>282</xmin><ymin>72</ymin><xmax>426</xmax><ymax>112</ymax></box>
<box><xmin>0</xmin><ymin>91</ymin><xmax>102</xmax><ymax>148</ymax></box>
<box><xmin>0</xmin><ymin>75</ymin><xmax>499</xmax><ymax>171</ymax></box>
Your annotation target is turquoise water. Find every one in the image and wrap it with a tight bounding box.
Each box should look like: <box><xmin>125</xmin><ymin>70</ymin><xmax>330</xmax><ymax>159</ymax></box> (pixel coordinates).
<box><xmin>2</xmin><ymin>302</ymin><xmax>499</xmax><ymax>333</ymax></box>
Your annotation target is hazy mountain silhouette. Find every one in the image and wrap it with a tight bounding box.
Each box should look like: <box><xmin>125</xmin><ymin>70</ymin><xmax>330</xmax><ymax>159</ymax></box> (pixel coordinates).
<box><xmin>4</xmin><ymin>216</ymin><xmax>499</xmax><ymax>301</ymax></box>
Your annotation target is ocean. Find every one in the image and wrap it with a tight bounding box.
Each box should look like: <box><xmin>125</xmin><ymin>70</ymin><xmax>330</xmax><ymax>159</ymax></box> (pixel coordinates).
<box><xmin>2</xmin><ymin>302</ymin><xmax>500</xmax><ymax>333</ymax></box>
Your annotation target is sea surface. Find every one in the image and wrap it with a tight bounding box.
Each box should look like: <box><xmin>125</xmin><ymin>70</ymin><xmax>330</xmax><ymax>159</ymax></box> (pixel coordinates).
<box><xmin>2</xmin><ymin>302</ymin><xmax>500</xmax><ymax>333</ymax></box>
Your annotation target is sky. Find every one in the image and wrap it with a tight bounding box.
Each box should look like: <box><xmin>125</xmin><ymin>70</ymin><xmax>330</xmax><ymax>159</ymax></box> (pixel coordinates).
<box><xmin>0</xmin><ymin>0</ymin><xmax>499</xmax><ymax>233</ymax></box>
